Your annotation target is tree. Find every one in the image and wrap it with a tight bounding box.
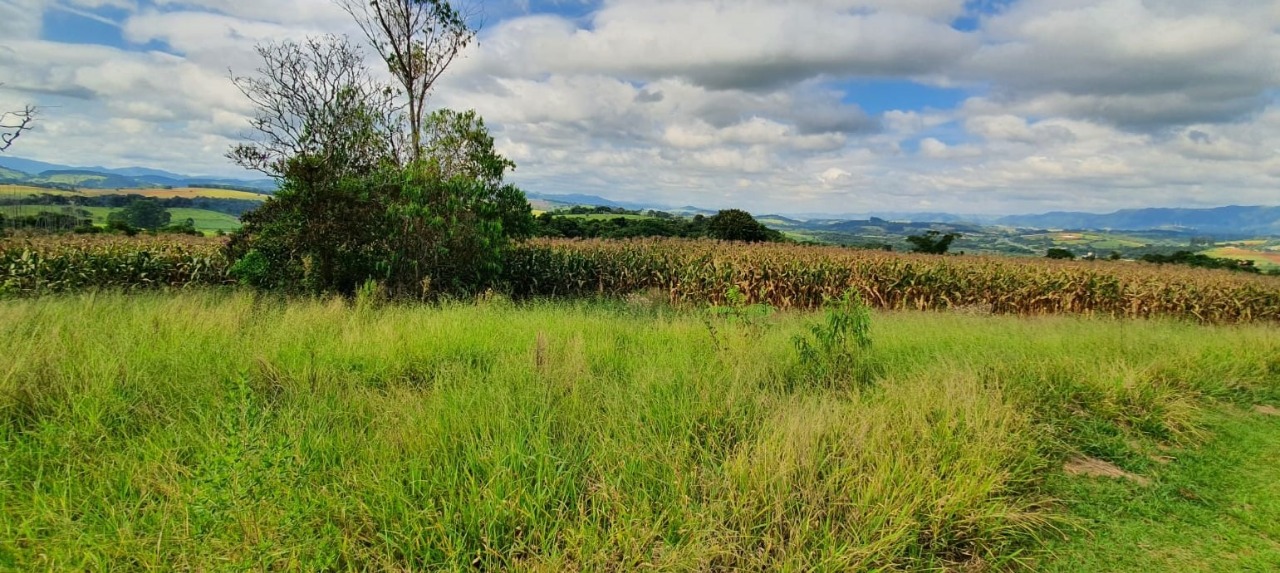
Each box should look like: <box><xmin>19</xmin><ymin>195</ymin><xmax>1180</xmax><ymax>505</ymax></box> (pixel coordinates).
<box><xmin>337</xmin><ymin>0</ymin><xmax>476</xmax><ymax>162</ymax></box>
<box><xmin>228</xmin><ymin>36</ymin><xmax>399</xmax><ymax>178</ymax></box>
<box><xmin>707</xmin><ymin>209</ymin><xmax>776</xmax><ymax>242</ymax></box>
<box><xmin>906</xmin><ymin>230</ymin><xmax>960</xmax><ymax>254</ymax></box>
<box><xmin>1</xmin><ymin>84</ymin><xmax>36</xmax><ymax>152</ymax></box>
<box><xmin>1046</xmin><ymin>248</ymin><xmax>1075</xmax><ymax>260</ymax></box>
<box><xmin>226</xmin><ymin>33</ymin><xmax>533</xmax><ymax>298</ymax></box>
<box><xmin>422</xmin><ymin>109</ymin><xmax>532</xmax><ymax>239</ymax></box>
<box><xmin>108</xmin><ymin>198</ymin><xmax>171</xmax><ymax>230</ymax></box>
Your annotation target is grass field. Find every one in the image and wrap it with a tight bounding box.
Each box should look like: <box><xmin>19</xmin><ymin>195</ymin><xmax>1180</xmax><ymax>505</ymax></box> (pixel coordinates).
<box><xmin>1042</xmin><ymin>406</ymin><xmax>1280</xmax><ymax>571</ymax></box>
<box><xmin>165</xmin><ymin>208</ymin><xmax>243</xmax><ymax>233</ymax></box>
<box><xmin>1</xmin><ymin>292</ymin><xmax>1277</xmax><ymax>570</ymax></box>
<box><xmin>1</xmin><ymin>205</ymin><xmax>241</xmax><ymax>233</ymax></box>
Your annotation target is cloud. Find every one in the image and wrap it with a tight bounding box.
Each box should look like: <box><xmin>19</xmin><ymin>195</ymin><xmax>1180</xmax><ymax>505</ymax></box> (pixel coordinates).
<box><xmin>962</xmin><ymin>0</ymin><xmax>1280</xmax><ymax>126</ymax></box>
<box><xmin>470</xmin><ymin>0</ymin><xmax>978</xmax><ymax>90</ymax></box>
<box><xmin>3</xmin><ymin>0</ymin><xmax>1279</xmax><ymax>215</ymax></box>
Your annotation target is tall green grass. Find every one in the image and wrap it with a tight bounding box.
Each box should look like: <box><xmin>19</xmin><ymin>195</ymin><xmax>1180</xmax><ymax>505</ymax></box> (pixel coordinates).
<box><xmin>0</xmin><ymin>293</ymin><xmax>1276</xmax><ymax>570</ymax></box>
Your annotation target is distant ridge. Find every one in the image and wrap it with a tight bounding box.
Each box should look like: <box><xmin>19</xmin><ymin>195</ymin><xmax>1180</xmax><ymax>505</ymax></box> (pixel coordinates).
<box><xmin>2</xmin><ymin>155</ymin><xmax>1276</xmax><ymax>236</ymax></box>
<box><xmin>0</xmin><ymin>156</ymin><xmax>276</xmax><ymax>193</ymax></box>
<box><xmin>996</xmin><ymin>206</ymin><xmax>1280</xmax><ymax>235</ymax></box>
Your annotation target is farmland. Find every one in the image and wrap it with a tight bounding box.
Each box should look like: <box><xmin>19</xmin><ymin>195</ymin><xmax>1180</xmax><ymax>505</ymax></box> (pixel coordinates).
<box><xmin>0</xmin><ymin>183</ymin><xmax>269</xmax><ymax>202</ymax></box>
<box><xmin>4</xmin><ymin>236</ymin><xmax>1280</xmax><ymax>323</ymax></box>
<box><xmin>0</xmin><ymin>204</ymin><xmax>242</xmax><ymax>234</ymax></box>
<box><xmin>507</xmin><ymin>239</ymin><xmax>1280</xmax><ymax>323</ymax></box>
<box><xmin>1</xmin><ymin>183</ymin><xmax>258</xmax><ymax>234</ymax></box>
<box><xmin>2</xmin><ymin>236</ymin><xmax>1279</xmax><ymax>570</ymax></box>
<box><xmin>1204</xmin><ymin>245</ymin><xmax>1280</xmax><ymax>271</ymax></box>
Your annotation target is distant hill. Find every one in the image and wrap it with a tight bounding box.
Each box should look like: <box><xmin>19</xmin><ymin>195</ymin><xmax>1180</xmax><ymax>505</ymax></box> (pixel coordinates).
<box><xmin>525</xmin><ymin>192</ymin><xmax>659</xmax><ymax>211</ymax></box>
<box><xmin>0</xmin><ymin>157</ymin><xmax>276</xmax><ymax>193</ymax></box>
<box><xmin>0</xmin><ymin>166</ymin><xmax>26</xmax><ymax>181</ymax></box>
<box><xmin>30</xmin><ymin>170</ymin><xmax>146</xmax><ymax>189</ymax></box>
<box><xmin>997</xmin><ymin>206</ymin><xmax>1280</xmax><ymax>236</ymax></box>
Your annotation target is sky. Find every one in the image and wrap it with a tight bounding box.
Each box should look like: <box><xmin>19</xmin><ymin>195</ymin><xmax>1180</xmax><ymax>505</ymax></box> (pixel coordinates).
<box><xmin>1</xmin><ymin>0</ymin><xmax>1279</xmax><ymax>215</ymax></box>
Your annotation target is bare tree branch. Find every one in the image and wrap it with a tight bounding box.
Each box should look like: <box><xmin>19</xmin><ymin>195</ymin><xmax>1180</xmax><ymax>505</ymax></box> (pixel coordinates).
<box><xmin>335</xmin><ymin>0</ymin><xmax>477</xmax><ymax>163</ymax></box>
<box><xmin>0</xmin><ymin>83</ymin><xmax>36</xmax><ymax>153</ymax></box>
<box><xmin>227</xmin><ymin>35</ymin><xmax>401</xmax><ymax>178</ymax></box>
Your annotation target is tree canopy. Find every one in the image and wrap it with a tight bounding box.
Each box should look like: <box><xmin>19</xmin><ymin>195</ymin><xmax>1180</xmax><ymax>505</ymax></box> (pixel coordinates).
<box><xmin>906</xmin><ymin>231</ymin><xmax>960</xmax><ymax>255</ymax></box>
<box><xmin>226</xmin><ymin>27</ymin><xmax>532</xmax><ymax>297</ymax></box>
<box><xmin>707</xmin><ymin>209</ymin><xmax>782</xmax><ymax>242</ymax></box>
<box><xmin>108</xmin><ymin>199</ymin><xmax>171</xmax><ymax>230</ymax></box>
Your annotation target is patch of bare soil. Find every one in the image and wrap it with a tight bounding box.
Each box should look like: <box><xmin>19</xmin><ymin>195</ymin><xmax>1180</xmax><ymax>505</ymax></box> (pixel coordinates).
<box><xmin>1064</xmin><ymin>457</ymin><xmax>1152</xmax><ymax>486</ymax></box>
<box><xmin>1253</xmin><ymin>405</ymin><xmax>1280</xmax><ymax>417</ymax></box>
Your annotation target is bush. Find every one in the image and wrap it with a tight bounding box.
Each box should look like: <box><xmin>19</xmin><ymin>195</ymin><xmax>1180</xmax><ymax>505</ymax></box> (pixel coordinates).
<box><xmin>1046</xmin><ymin>248</ymin><xmax>1075</xmax><ymax>260</ymax></box>
<box><xmin>1140</xmin><ymin>250</ymin><xmax>1261</xmax><ymax>274</ymax></box>
<box><xmin>227</xmin><ymin>157</ymin><xmax>531</xmax><ymax>298</ymax></box>
<box><xmin>792</xmin><ymin>290</ymin><xmax>875</xmax><ymax>388</ymax></box>
<box><xmin>907</xmin><ymin>230</ymin><xmax>960</xmax><ymax>254</ymax></box>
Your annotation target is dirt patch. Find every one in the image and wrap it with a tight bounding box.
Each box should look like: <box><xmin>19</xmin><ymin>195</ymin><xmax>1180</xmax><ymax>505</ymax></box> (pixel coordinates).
<box><xmin>1149</xmin><ymin>455</ymin><xmax>1175</xmax><ymax>465</ymax></box>
<box><xmin>1253</xmin><ymin>405</ymin><xmax>1280</xmax><ymax>417</ymax></box>
<box><xmin>1064</xmin><ymin>457</ymin><xmax>1152</xmax><ymax>486</ymax></box>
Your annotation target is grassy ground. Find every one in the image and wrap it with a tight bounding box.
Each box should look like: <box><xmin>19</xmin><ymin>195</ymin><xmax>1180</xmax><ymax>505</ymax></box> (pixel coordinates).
<box><xmin>0</xmin><ymin>292</ymin><xmax>1276</xmax><ymax>570</ymax></box>
<box><xmin>1041</xmin><ymin>406</ymin><xmax>1280</xmax><ymax>571</ymax></box>
<box><xmin>165</xmin><ymin>208</ymin><xmax>242</xmax><ymax>233</ymax></box>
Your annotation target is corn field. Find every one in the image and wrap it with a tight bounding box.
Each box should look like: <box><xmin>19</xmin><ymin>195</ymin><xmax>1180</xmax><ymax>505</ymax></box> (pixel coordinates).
<box><xmin>0</xmin><ymin>235</ymin><xmax>232</xmax><ymax>295</ymax></box>
<box><xmin>505</xmin><ymin>239</ymin><xmax>1280</xmax><ymax>323</ymax></box>
<box><xmin>4</xmin><ymin>235</ymin><xmax>1279</xmax><ymax>322</ymax></box>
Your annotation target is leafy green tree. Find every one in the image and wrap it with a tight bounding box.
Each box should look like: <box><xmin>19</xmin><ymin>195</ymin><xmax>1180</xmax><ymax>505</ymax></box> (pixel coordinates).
<box><xmin>707</xmin><ymin>209</ymin><xmax>778</xmax><ymax>242</ymax></box>
<box><xmin>1046</xmin><ymin>248</ymin><xmax>1075</xmax><ymax>260</ymax></box>
<box><xmin>108</xmin><ymin>198</ymin><xmax>171</xmax><ymax>230</ymax></box>
<box><xmin>226</xmin><ymin>35</ymin><xmax>532</xmax><ymax>297</ymax></box>
<box><xmin>906</xmin><ymin>230</ymin><xmax>960</xmax><ymax>254</ymax></box>
<box><xmin>422</xmin><ymin>109</ymin><xmax>533</xmax><ymax>240</ymax></box>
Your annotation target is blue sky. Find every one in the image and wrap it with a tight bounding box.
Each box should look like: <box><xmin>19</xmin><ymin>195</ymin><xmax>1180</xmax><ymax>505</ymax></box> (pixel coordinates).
<box><xmin>3</xmin><ymin>0</ymin><xmax>1279</xmax><ymax>215</ymax></box>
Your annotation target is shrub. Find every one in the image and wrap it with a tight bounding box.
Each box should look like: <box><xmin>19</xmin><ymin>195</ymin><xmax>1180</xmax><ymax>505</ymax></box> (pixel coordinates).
<box><xmin>792</xmin><ymin>290</ymin><xmax>875</xmax><ymax>388</ymax></box>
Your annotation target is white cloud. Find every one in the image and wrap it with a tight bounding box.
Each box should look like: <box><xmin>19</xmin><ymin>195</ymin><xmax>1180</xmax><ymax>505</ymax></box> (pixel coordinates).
<box><xmin>472</xmin><ymin>1</ymin><xmax>978</xmax><ymax>90</ymax></box>
<box><xmin>963</xmin><ymin>0</ymin><xmax>1280</xmax><ymax>125</ymax></box>
<box><xmin>3</xmin><ymin>0</ymin><xmax>1279</xmax><ymax>215</ymax></box>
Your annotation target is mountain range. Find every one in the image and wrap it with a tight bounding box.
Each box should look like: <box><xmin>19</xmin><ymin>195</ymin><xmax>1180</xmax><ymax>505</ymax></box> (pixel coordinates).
<box><xmin>0</xmin><ymin>157</ymin><xmax>276</xmax><ymax>192</ymax></box>
<box><xmin>992</xmin><ymin>206</ymin><xmax>1280</xmax><ymax>235</ymax></box>
<box><xmin>2</xmin><ymin>157</ymin><xmax>1277</xmax><ymax>235</ymax></box>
